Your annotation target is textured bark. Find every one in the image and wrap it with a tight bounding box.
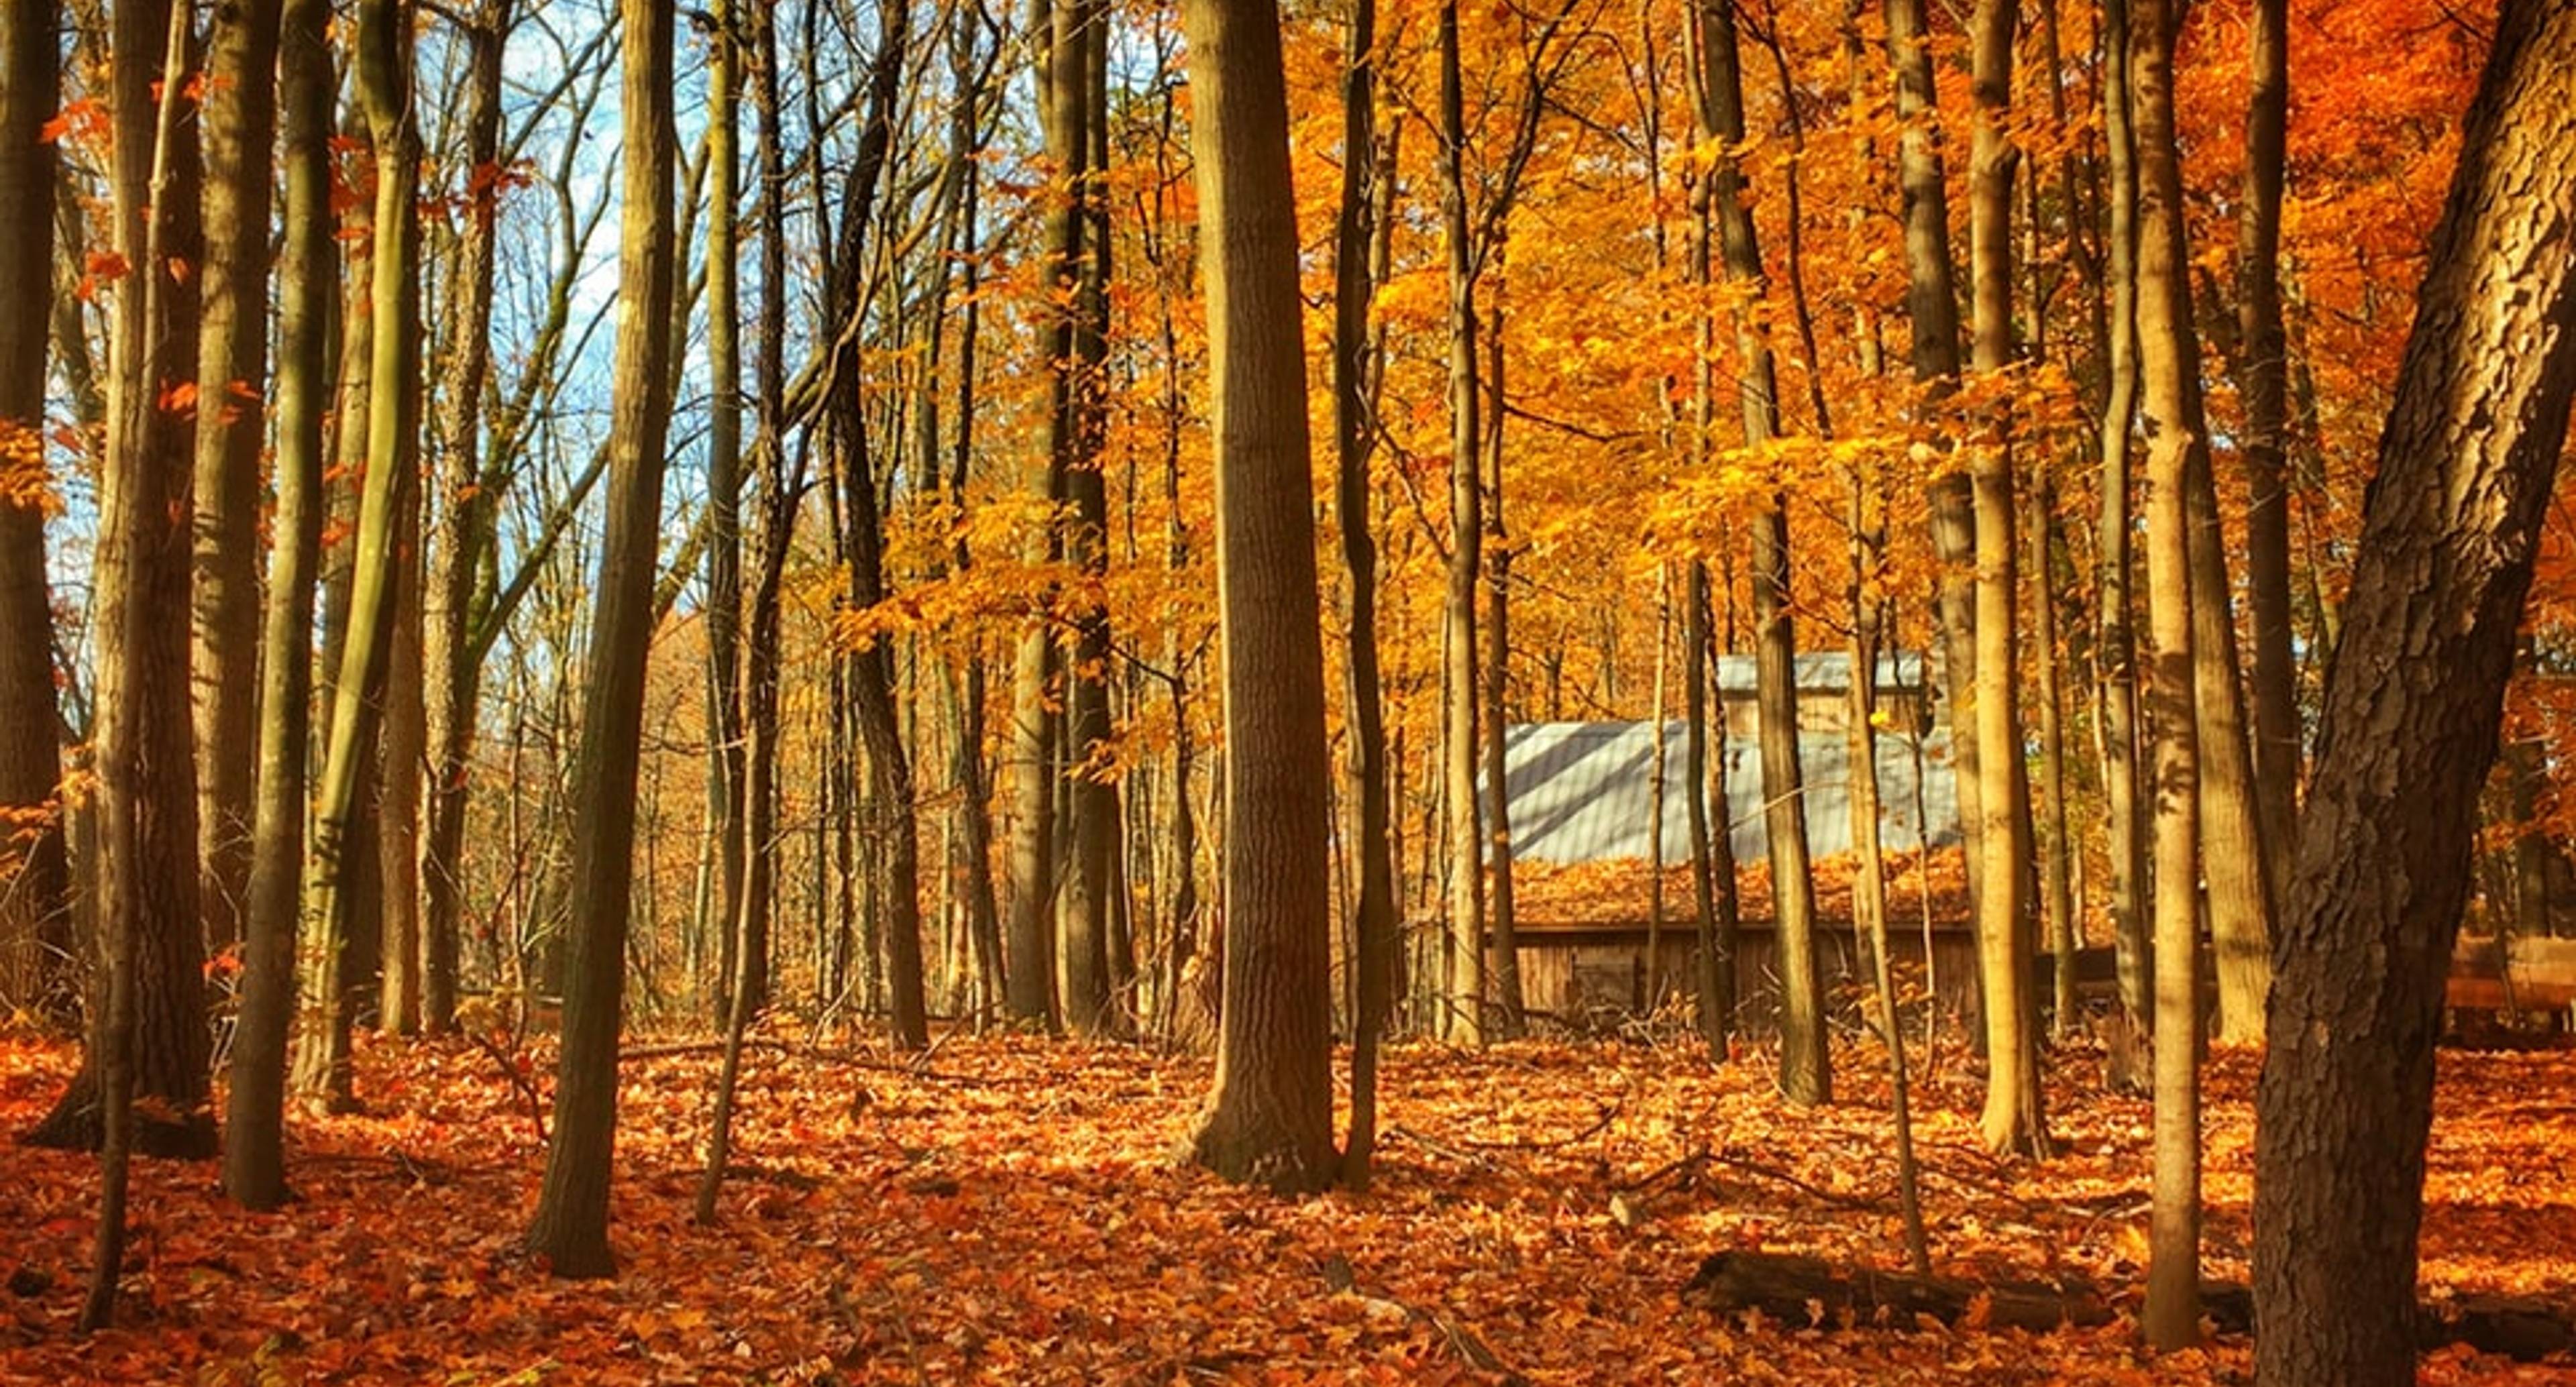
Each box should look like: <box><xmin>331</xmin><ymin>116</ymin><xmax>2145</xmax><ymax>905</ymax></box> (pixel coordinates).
<box><xmin>1437</xmin><ymin>0</ymin><xmax>1485</xmax><ymax>1047</ymax></box>
<box><xmin>1881</xmin><ymin>0</ymin><xmax>1980</xmax><ymax>923</ymax></box>
<box><xmin>2237</xmin><ymin>0</ymin><xmax>2298</xmax><ymax>913</ymax></box>
<box><xmin>2254</xmin><ymin>3</ymin><xmax>2576</xmax><ymax>1382</ymax></box>
<box><xmin>26</xmin><ymin>0</ymin><xmax>214</xmax><ymax>1168</ymax></box>
<box><xmin>1001</xmin><ymin>624</ymin><xmax>1059</xmax><ymax>1027</ymax></box>
<box><xmin>1698</xmin><ymin>0</ymin><xmax>1823</xmax><ymax>1104</ymax></box>
<box><xmin>2129</xmin><ymin>0</ymin><xmax>2204</xmax><ymax>1347</ymax></box>
<box><xmin>190</xmin><ymin>0</ymin><xmax>281</xmax><ymax>958</ymax></box>
<box><xmin>1181</xmin><ymin>0</ymin><xmax>1339</xmax><ymax>1192</ymax></box>
<box><xmin>376</xmin><ymin>488</ymin><xmax>427</xmax><ymax>1036</ymax></box>
<box><xmin>418</xmin><ymin>0</ymin><xmax>508</xmax><ymax>1036</ymax></box>
<box><xmin>1483</xmin><ymin>317</ymin><xmax>1524</xmax><ymax>1037</ymax></box>
<box><xmin>2094</xmin><ymin>0</ymin><xmax>2149</xmax><ymax>1028</ymax></box>
<box><xmin>525</xmin><ymin>0</ymin><xmax>676</xmax><ymax>1279</ymax></box>
<box><xmin>2186</xmin><ymin>443</ymin><xmax>2275</xmax><ymax>1043</ymax></box>
<box><xmin>1046</xmin><ymin>0</ymin><xmax>1118</xmax><ymax>1036</ymax></box>
<box><xmin>1966</xmin><ymin>0</ymin><xmax>2041</xmax><ymax>1158</ymax></box>
<box><xmin>1334</xmin><ymin>0</ymin><xmax>1398</xmax><ymax>1188</ymax></box>
<box><xmin>0</xmin><ymin>0</ymin><xmax>72</xmax><ymax>1024</ymax></box>
<box><xmin>225</xmin><ymin>0</ymin><xmax>333</xmax><ymax>1211</ymax></box>
<box><xmin>295</xmin><ymin>0</ymin><xmax>422</xmax><ymax>1109</ymax></box>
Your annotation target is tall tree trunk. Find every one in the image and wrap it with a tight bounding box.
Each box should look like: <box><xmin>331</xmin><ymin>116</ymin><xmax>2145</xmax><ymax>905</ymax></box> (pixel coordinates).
<box><xmin>1686</xmin><ymin>567</ymin><xmax>1739</xmax><ymax>1052</ymax></box>
<box><xmin>701</xmin><ymin>0</ymin><xmax>747</xmax><ymax>1038</ymax></box>
<box><xmin>1697</xmin><ymin>0</ymin><xmax>1825</xmax><ymax>1104</ymax></box>
<box><xmin>2094</xmin><ymin>0</ymin><xmax>2149</xmax><ymax>1028</ymax></box>
<box><xmin>1050</xmin><ymin>0</ymin><xmax>1118</xmax><ymax>1036</ymax></box>
<box><xmin>1334</xmin><ymin>0</ymin><xmax>1399</xmax><ymax>1188</ymax></box>
<box><xmin>2187</xmin><ymin>438</ymin><xmax>2275</xmax><ymax>1043</ymax></box>
<box><xmin>0</xmin><ymin>0</ymin><xmax>74</xmax><ymax>1025</ymax></box>
<box><xmin>1437</xmin><ymin>0</ymin><xmax>1485</xmax><ymax>1047</ymax></box>
<box><xmin>2131</xmin><ymin>0</ymin><xmax>2205</xmax><ymax>1345</ymax></box>
<box><xmin>26</xmin><ymin>0</ymin><xmax>215</xmax><ymax>1166</ymax></box>
<box><xmin>524</xmin><ymin>0</ymin><xmax>677</xmax><ymax>1279</ymax></box>
<box><xmin>1181</xmin><ymin>0</ymin><xmax>1338</xmax><ymax>1192</ymax></box>
<box><xmin>830</xmin><ymin>0</ymin><xmax>926</xmax><ymax>1049</ymax></box>
<box><xmin>1482</xmin><ymin>290</ymin><xmax>1524</xmax><ymax>1036</ymax></box>
<box><xmin>225</xmin><ymin>0</ymin><xmax>333</xmax><ymax>1210</ymax></box>
<box><xmin>2237</xmin><ymin>0</ymin><xmax>2297</xmax><ymax>914</ymax></box>
<box><xmin>294</xmin><ymin>0</ymin><xmax>423</xmax><ymax>1109</ymax></box>
<box><xmin>2034</xmin><ymin>481</ymin><xmax>2077</xmax><ymax>1036</ymax></box>
<box><xmin>1882</xmin><ymin>0</ymin><xmax>1980</xmax><ymax>925</ymax></box>
<box><xmin>1966</xmin><ymin>0</ymin><xmax>2042</xmax><ymax>1158</ymax></box>
<box><xmin>419</xmin><ymin>0</ymin><xmax>506</xmax><ymax>1037</ymax></box>
<box><xmin>377</xmin><ymin>489</ymin><xmax>426</xmax><ymax>1035</ymax></box>
<box><xmin>191</xmin><ymin>0</ymin><xmax>281</xmax><ymax>960</ymax></box>
<box><xmin>2255</xmin><ymin>5</ymin><xmax>2576</xmax><ymax>1382</ymax></box>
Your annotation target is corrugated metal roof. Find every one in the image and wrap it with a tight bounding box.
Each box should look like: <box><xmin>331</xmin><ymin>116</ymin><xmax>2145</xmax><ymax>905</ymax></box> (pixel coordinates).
<box><xmin>1493</xmin><ymin>719</ymin><xmax>1962</xmax><ymax>866</ymax></box>
<box><xmin>1710</xmin><ymin>650</ymin><xmax>1935</xmax><ymax>696</ymax></box>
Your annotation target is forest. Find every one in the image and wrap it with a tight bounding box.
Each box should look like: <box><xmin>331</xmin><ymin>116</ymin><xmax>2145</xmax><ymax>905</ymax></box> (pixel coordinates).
<box><xmin>2</xmin><ymin>0</ymin><xmax>2575</xmax><ymax>1378</ymax></box>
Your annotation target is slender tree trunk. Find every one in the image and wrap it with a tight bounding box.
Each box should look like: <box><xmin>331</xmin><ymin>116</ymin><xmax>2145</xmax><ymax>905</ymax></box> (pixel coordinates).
<box><xmin>702</xmin><ymin>0</ymin><xmax>747</xmax><ymax>1038</ymax></box>
<box><xmin>1686</xmin><ymin>568</ymin><xmax>1739</xmax><ymax>1052</ymax></box>
<box><xmin>294</xmin><ymin>0</ymin><xmax>425</xmax><ymax>1106</ymax></box>
<box><xmin>2256</xmin><ymin>5</ymin><xmax>2576</xmax><ymax>1382</ymax></box>
<box><xmin>525</xmin><ymin>0</ymin><xmax>677</xmax><ymax>1279</ymax></box>
<box><xmin>2131</xmin><ymin>0</ymin><xmax>2206</xmax><ymax>1344</ymax></box>
<box><xmin>1965</xmin><ymin>0</ymin><xmax>2042</xmax><ymax>1158</ymax></box>
<box><xmin>1882</xmin><ymin>0</ymin><xmax>1980</xmax><ymax>925</ymax></box>
<box><xmin>225</xmin><ymin>0</ymin><xmax>333</xmax><ymax>1209</ymax></box>
<box><xmin>1437</xmin><ymin>0</ymin><xmax>1485</xmax><ymax>1047</ymax></box>
<box><xmin>0</xmin><ymin>0</ymin><xmax>73</xmax><ymax>1025</ymax></box>
<box><xmin>191</xmin><ymin>0</ymin><xmax>281</xmax><ymax>960</ymax></box>
<box><xmin>1334</xmin><ymin>0</ymin><xmax>1398</xmax><ymax>1187</ymax></box>
<box><xmin>2034</xmin><ymin>481</ymin><xmax>2077</xmax><ymax>1036</ymax></box>
<box><xmin>1181</xmin><ymin>0</ymin><xmax>1338</xmax><ymax>1192</ymax></box>
<box><xmin>2095</xmin><ymin>0</ymin><xmax>2149</xmax><ymax>1028</ymax></box>
<box><xmin>1482</xmin><ymin>292</ymin><xmax>1524</xmax><ymax>1036</ymax></box>
<box><xmin>2237</xmin><ymin>0</ymin><xmax>2297</xmax><ymax>915</ymax></box>
<box><xmin>1697</xmin><ymin>0</ymin><xmax>1823</xmax><ymax>1103</ymax></box>
<box><xmin>377</xmin><ymin>490</ymin><xmax>427</xmax><ymax>1035</ymax></box>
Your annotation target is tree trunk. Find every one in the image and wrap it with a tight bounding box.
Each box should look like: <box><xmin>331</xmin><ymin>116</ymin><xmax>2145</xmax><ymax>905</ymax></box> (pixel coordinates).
<box><xmin>1966</xmin><ymin>0</ymin><xmax>2041</xmax><ymax>1158</ymax></box>
<box><xmin>525</xmin><ymin>0</ymin><xmax>677</xmax><ymax>1280</ymax></box>
<box><xmin>1334</xmin><ymin>0</ymin><xmax>1398</xmax><ymax>1188</ymax></box>
<box><xmin>376</xmin><ymin>486</ymin><xmax>427</xmax><ymax>1035</ymax></box>
<box><xmin>1697</xmin><ymin>0</ymin><xmax>1824</xmax><ymax>1103</ymax></box>
<box><xmin>25</xmin><ymin>0</ymin><xmax>215</xmax><ymax>1167</ymax></box>
<box><xmin>2254</xmin><ymin>3</ymin><xmax>2576</xmax><ymax>1382</ymax></box>
<box><xmin>2237</xmin><ymin>0</ymin><xmax>2297</xmax><ymax>915</ymax></box>
<box><xmin>225</xmin><ymin>0</ymin><xmax>332</xmax><ymax>1211</ymax></box>
<box><xmin>294</xmin><ymin>0</ymin><xmax>421</xmax><ymax>1109</ymax></box>
<box><xmin>1881</xmin><ymin>0</ymin><xmax>1980</xmax><ymax>926</ymax></box>
<box><xmin>190</xmin><ymin>0</ymin><xmax>280</xmax><ymax>961</ymax></box>
<box><xmin>2129</xmin><ymin>0</ymin><xmax>2205</xmax><ymax>1346</ymax></box>
<box><xmin>2094</xmin><ymin>0</ymin><xmax>2149</xmax><ymax>1029</ymax></box>
<box><xmin>1437</xmin><ymin>0</ymin><xmax>1485</xmax><ymax>1048</ymax></box>
<box><xmin>1180</xmin><ymin>0</ymin><xmax>1339</xmax><ymax>1192</ymax></box>
<box><xmin>701</xmin><ymin>0</ymin><xmax>746</xmax><ymax>1038</ymax></box>
<box><xmin>0</xmin><ymin>0</ymin><xmax>73</xmax><ymax>1025</ymax></box>
<box><xmin>1482</xmin><ymin>299</ymin><xmax>1524</xmax><ymax>1037</ymax></box>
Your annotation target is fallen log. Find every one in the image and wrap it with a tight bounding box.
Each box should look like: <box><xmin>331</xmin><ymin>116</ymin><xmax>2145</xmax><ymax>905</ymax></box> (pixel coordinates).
<box><xmin>1688</xmin><ymin>1252</ymin><xmax>2575</xmax><ymax>1361</ymax></box>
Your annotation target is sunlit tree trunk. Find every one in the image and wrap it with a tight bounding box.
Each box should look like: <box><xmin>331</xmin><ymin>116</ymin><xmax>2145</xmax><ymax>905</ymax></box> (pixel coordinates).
<box><xmin>1966</xmin><ymin>0</ymin><xmax>2042</xmax><ymax>1158</ymax></box>
<box><xmin>1437</xmin><ymin>0</ymin><xmax>1485</xmax><ymax>1047</ymax></box>
<box><xmin>2131</xmin><ymin>0</ymin><xmax>2204</xmax><ymax>1345</ymax></box>
<box><xmin>1181</xmin><ymin>0</ymin><xmax>1338</xmax><ymax>1191</ymax></box>
<box><xmin>72</xmin><ymin>0</ymin><xmax>210</xmax><ymax>1327</ymax></box>
<box><xmin>2094</xmin><ymin>0</ymin><xmax>2149</xmax><ymax>1028</ymax></box>
<box><xmin>1696</xmin><ymin>0</ymin><xmax>1824</xmax><ymax>1105</ymax></box>
<box><xmin>2256</xmin><ymin>4</ymin><xmax>2576</xmax><ymax>1381</ymax></box>
<box><xmin>525</xmin><ymin>0</ymin><xmax>676</xmax><ymax>1280</ymax></box>
<box><xmin>1881</xmin><ymin>0</ymin><xmax>1979</xmax><ymax>923</ymax></box>
<box><xmin>294</xmin><ymin>0</ymin><xmax>423</xmax><ymax>1109</ymax></box>
<box><xmin>2237</xmin><ymin>0</ymin><xmax>2297</xmax><ymax>915</ymax></box>
<box><xmin>225</xmin><ymin>0</ymin><xmax>333</xmax><ymax>1211</ymax></box>
<box><xmin>191</xmin><ymin>0</ymin><xmax>281</xmax><ymax>959</ymax></box>
<box><xmin>28</xmin><ymin>0</ymin><xmax>215</xmax><ymax>1167</ymax></box>
<box><xmin>701</xmin><ymin>0</ymin><xmax>746</xmax><ymax>1035</ymax></box>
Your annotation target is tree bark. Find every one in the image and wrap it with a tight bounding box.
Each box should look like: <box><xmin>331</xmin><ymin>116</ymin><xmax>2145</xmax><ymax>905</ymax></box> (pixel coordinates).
<box><xmin>190</xmin><ymin>0</ymin><xmax>282</xmax><ymax>960</ymax></box>
<box><xmin>1438</xmin><ymin>0</ymin><xmax>1485</xmax><ymax>1047</ymax></box>
<box><xmin>2237</xmin><ymin>0</ymin><xmax>2298</xmax><ymax>914</ymax></box>
<box><xmin>0</xmin><ymin>0</ymin><xmax>73</xmax><ymax>1025</ymax></box>
<box><xmin>525</xmin><ymin>0</ymin><xmax>677</xmax><ymax>1279</ymax></box>
<box><xmin>2094</xmin><ymin>0</ymin><xmax>2149</xmax><ymax>1029</ymax></box>
<box><xmin>1181</xmin><ymin>0</ymin><xmax>1339</xmax><ymax>1193</ymax></box>
<box><xmin>2254</xmin><ymin>3</ymin><xmax>2576</xmax><ymax>1382</ymax></box>
<box><xmin>2129</xmin><ymin>0</ymin><xmax>2205</xmax><ymax>1346</ymax></box>
<box><xmin>225</xmin><ymin>0</ymin><xmax>333</xmax><ymax>1211</ymax></box>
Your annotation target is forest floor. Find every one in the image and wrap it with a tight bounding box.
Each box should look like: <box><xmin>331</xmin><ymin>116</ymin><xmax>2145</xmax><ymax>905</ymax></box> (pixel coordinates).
<box><xmin>3</xmin><ymin>1021</ymin><xmax>2571</xmax><ymax>1385</ymax></box>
